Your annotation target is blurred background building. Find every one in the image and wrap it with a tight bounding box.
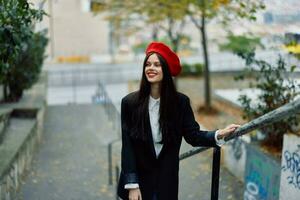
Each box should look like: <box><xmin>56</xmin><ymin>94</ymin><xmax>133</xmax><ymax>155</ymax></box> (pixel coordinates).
<box><xmin>30</xmin><ymin>0</ymin><xmax>300</xmax><ymax>64</ymax></box>
<box><xmin>31</xmin><ymin>0</ymin><xmax>109</xmax><ymax>62</ymax></box>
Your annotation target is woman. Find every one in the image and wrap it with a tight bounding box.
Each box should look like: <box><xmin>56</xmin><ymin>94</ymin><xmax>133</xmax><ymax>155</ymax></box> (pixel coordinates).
<box><xmin>117</xmin><ymin>42</ymin><xmax>240</xmax><ymax>200</ymax></box>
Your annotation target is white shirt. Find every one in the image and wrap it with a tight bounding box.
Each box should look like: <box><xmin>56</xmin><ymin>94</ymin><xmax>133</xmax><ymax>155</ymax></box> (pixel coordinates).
<box><xmin>124</xmin><ymin>95</ymin><xmax>225</xmax><ymax>189</ymax></box>
<box><xmin>148</xmin><ymin>95</ymin><xmax>163</xmax><ymax>157</ymax></box>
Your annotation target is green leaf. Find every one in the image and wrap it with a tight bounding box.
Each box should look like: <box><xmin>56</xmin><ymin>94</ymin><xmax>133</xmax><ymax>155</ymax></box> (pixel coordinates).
<box><xmin>290</xmin><ymin>65</ymin><xmax>296</xmax><ymax>72</ymax></box>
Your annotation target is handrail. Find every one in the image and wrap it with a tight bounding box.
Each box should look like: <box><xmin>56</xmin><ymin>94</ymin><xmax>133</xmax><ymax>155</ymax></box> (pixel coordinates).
<box><xmin>93</xmin><ymin>81</ymin><xmax>121</xmax><ymax>132</ymax></box>
<box><xmin>178</xmin><ymin>98</ymin><xmax>300</xmax><ymax>200</ymax></box>
<box><xmin>179</xmin><ymin>147</ymin><xmax>210</xmax><ymax>160</ymax></box>
<box><xmin>48</xmin><ymin>68</ymin><xmax>140</xmax><ymax>87</ymax></box>
<box><xmin>179</xmin><ymin>98</ymin><xmax>300</xmax><ymax>160</ymax></box>
<box><xmin>225</xmin><ymin>97</ymin><xmax>300</xmax><ymax>141</ymax></box>
<box><xmin>93</xmin><ymin>81</ymin><xmax>122</xmax><ymax>186</ymax></box>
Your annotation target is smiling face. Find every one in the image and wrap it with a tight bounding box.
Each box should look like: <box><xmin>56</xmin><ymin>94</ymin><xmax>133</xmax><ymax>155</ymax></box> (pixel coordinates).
<box><xmin>144</xmin><ymin>53</ymin><xmax>163</xmax><ymax>84</ymax></box>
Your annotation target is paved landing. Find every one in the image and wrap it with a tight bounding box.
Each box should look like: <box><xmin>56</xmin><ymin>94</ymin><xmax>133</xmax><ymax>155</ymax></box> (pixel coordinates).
<box><xmin>17</xmin><ymin>104</ymin><xmax>117</xmax><ymax>200</ymax></box>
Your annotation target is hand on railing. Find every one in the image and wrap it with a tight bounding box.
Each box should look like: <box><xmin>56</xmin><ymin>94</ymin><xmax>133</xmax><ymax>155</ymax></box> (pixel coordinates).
<box><xmin>217</xmin><ymin>124</ymin><xmax>241</xmax><ymax>140</ymax></box>
<box><xmin>180</xmin><ymin>98</ymin><xmax>300</xmax><ymax>161</ymax></box>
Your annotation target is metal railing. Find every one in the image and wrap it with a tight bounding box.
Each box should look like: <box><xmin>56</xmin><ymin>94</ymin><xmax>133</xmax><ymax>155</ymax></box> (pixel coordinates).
<box><xmin>47</xmin><ymin>67</ymin><xmax>140</xmax><ymax>87</ymax></box>
<box><xmin>181</xmin><ymin>50</ymin><xmax>300</xmax><ymax>73</ymax></box>
<box><xmin>92</xmin><ymin>81</ymin><xmax>122</xmax><ymax>189</ymax></box>
<box><xmin>93</xmin><ymin>81</ymin><xmax>124</xmax><ymax>200</ymax></box>
<box><xmin>93</xmin><ymin>81</ymin><xmax>121</xmax><ymax>131</ymax></box>
<box><xmin>179</xmin><ymin>97</ymin><xmax>300</xmax><ymax>200</ymax></box>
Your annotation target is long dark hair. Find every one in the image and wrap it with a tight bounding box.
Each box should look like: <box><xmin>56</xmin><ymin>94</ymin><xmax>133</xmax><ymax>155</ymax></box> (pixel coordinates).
<box><xmin>130</xmin><ymin>53</ymin><xmax>179</xmax><ymax>143</ymax></box>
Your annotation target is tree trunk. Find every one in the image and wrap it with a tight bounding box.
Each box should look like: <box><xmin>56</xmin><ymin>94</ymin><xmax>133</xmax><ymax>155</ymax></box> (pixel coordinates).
<box><xmin>152</xmin><ymin>25</ymin><xmax>159</xmax><ymax>41</ymax></box>
<box><xmin>3</xmin><ymin>84</ymin><xmax>8</xmax><ymax>102</ymax></box>
<box><xmin>171</xmin><ymin>38</ymin><xmax>179</xmax><ymax>53</ymax></box>
<box><xmin>8</xmin><ymin>83</ymin><xmax>23</xmax><ymax>102</ymax></box>
<box><xmin>200</xmin><ymin>12</ymin><xmax>211</xmax><ymax>109</ymax></box>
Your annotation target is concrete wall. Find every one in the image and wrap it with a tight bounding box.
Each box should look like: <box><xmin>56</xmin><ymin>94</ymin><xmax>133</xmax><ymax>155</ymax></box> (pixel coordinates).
<box><xmin>222</xmin><ymin>138</ymin><xmax>247</xmax><ymax>182</ymax></box>
<box><xmin>30</xmin><ymin>0</ymin><xmax>109</xmax><ymax>59</ymax></box>
<box><xmin>0</xmin><ymin>74</ymin><xmax>47</xmax><ymax>200</ymax></box>
<box><xmin>280</xmin><ymin>134</ymin><xmax>300</xmax><ymax>200</ymax></box>
<box><xmin>0</xmin><ymin>121</ymin><xmax>38</xmax><ymax>200</ymax></box>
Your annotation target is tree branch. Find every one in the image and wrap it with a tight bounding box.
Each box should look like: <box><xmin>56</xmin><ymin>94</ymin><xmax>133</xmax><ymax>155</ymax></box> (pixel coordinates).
<box><xmin>189</xmin><ymin>14</ymin><xmax>202</xmax><ymax>30</ymax></box>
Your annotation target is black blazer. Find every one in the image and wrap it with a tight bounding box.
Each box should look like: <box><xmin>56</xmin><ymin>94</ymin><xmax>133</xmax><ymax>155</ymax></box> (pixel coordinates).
<box><xmin>117</xmin><ymin>91</ymin><xmax>217</xmax><ymax>200</ymax></box>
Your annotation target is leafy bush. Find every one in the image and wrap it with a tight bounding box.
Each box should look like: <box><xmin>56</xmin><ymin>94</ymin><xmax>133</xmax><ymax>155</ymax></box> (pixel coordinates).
<box><xmin>219</xmin><ymin>34</ymin><xmax>264</xmax><ymax>55</ymax></box>
<box><xmin>8</xmin><ymin>31</ymin><xmax>48</xmax><ymax>99</ymax></box>
<box><xmin>0</xmin><ymin>0</ymin><xmax>46</xmax><ymax>102</ymax></box>
<box><xmin>180</xmin><ymin>63</ymin><xmax>203</xmax><ymax>77</ymax></box>
<box><xmin>235</xmin><ymin>52</ymin><xmax>300</xmax><ymax>150</ymax></box>
<box><xmin>132</xmin><ymin>42</ymin><xmax>148</xmax><ymax>54</ymax></box>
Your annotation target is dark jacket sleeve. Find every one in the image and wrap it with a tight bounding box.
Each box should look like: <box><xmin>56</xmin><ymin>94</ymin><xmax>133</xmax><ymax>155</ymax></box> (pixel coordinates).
<box><xmin>182</xmin><ymin>96</ymin><xmax>217</xmax><ymax>147</ymax></box>
<box><xmin>120</xmin><ymin>97</ymin><xmax>139</xmax><ymax>184</ymax></box>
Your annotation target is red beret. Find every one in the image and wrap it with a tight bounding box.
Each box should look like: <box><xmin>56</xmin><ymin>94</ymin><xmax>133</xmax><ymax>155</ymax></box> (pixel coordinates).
<box><xmin>145</xmin><ymin>42</ymin><xmax>181</xmax><ymax>76</ymax></box>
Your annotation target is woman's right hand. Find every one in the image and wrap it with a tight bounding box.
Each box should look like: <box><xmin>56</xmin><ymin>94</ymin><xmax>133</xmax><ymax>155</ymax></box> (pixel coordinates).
<box><xmin>129</xmin><ymin>188</ymin><xmax>142</xmax><ymax>200</ymax></box>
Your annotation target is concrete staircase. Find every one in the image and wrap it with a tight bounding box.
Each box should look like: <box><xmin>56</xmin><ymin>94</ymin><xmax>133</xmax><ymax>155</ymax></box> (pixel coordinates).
<box><xmin>16</xmin><ymin>104</ymin><xmax>118</xmax><ymax>200</ymax></box>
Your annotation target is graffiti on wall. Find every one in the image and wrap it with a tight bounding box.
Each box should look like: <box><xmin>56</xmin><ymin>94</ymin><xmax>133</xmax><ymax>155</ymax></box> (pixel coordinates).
<box><xmin>244</xmin><ymin>144</ymin><xmax>280</xmax><ymax>200</ymax></box>
<box><xmin>282</xmin><ymin>148</ymin><xmax>300</xmax><ymax>189</ymax></box>
<box><xmin>280</xmin><ymin>134</ymin><xmax>300</xmax><ymax>200</ymax></box>
<box><xmin>244</xmin><ymin>181</ymin><xmax>259</xmax><ymax>200</ymax></box>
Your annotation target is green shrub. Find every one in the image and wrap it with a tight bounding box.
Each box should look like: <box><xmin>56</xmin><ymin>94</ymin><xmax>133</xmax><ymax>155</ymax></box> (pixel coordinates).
<box><xmin>7</xmin><ymin>31</ymin><xmax>48</xmax><ymax>99</ymax></box>
<box><xmin>0</xmin><ymin>0</ymin><xmax>46</xmax><ymax>102</ymax></box>
<box><xmin>180</xmin><ymin>63</ymin><xmax>203</xmax><ymax>77</ymax></box>
<box><xmin>132</xmin><ymin>42</ymin><xmax>148</xmax><ymax>54</ymax></box>
<box><xmin>219</xmin><ymin>34</ymin><xmax>264</xmax><ymax>55</ymax></box>
<box><xmin>235</xmin><ymin>52</ymin><xmax>300</xmax><ymax>150</ymax></box>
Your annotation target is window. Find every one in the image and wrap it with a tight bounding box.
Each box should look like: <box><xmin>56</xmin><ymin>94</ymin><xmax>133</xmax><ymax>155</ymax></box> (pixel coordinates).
<box><xmin>90</xmin><ymin>0</ymin><xmax>105</xmax><ymax>12</ymax></box>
